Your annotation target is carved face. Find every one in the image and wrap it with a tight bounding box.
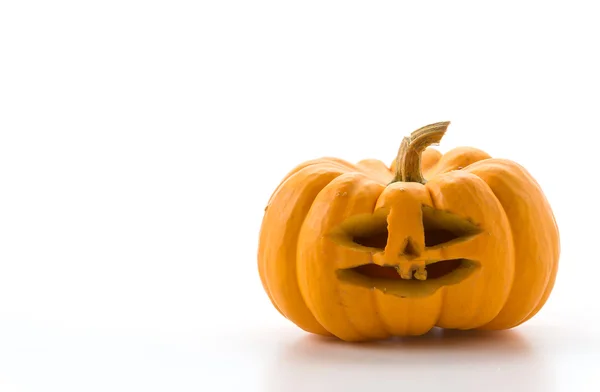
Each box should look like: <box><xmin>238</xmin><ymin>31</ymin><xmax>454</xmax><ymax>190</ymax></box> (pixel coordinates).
<box><xmin>332</xmin><ymin>192</ymin><xmax>484</xmax><ymax>299</ymax></box>
<box><xmin>296</xmin><ymin>172</ymin><xmax>514</xmax><ymax>340</ymax></box>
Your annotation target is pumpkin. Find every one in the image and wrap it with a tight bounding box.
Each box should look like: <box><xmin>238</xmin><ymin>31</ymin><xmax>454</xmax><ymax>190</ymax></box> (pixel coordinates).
<box><xmin>258</xmin><ymin>122</ymin><xmax>559</xmax><ymax>341</ymax></box>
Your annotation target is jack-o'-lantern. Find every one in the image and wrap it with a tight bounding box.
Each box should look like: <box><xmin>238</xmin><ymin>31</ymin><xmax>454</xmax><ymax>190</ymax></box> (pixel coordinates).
<box><xmin>258</xmin><ymin>122</ymin><xmax>560</xmax><ymax>341</ymax></box>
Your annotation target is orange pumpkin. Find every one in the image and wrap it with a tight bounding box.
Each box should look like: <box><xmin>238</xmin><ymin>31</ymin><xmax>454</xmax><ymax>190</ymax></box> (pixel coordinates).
<box><xmin>258</xmin><ymin>122</ymin><xmax>559</xmax><ymax>341</ymax></box>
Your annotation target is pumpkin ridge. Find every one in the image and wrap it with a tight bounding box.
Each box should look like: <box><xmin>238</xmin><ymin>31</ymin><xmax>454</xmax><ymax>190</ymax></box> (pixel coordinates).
<box><xmin>425</xmin><ymin>172</ymin><xmax>514</xmax><ymax>329</ymax></box>
<box><xmin>465</xmin><ymin>159</ymin><xmax>559</xmax><ymax>329</ymax></box>
<box><xmin>298</xmin><ymin>173</ymin><xmax>391</xmax><ymax>340</ymax></box>
<box><xmin>370</xmin><ymin>286</ymin><xmax>392</xmax><ymax>338</ymax></box>
<box><xmin>356</xmin><ymin>159</ymin><xmax>394</xmax><ymax>184</ymax></box>
<box><xmin>301</xmin><ymin>176</ymin><xmax>367</xmax><ymax>340</ymax></box>
<box><xmin>265</xmin><ymin>158</ymin><xmax>358</xmax><ymax>207</ymax></box>
<box><xmin>428</xmin><ymin>147</ymin><xmax>492</xmax><ymax>177</ymax></box>
<box><xmin>460</xmin><ymin>175</ymin><xmax>514</xmax><ymax>328</ymax></box>
<box><xmin>260</xmin><ymin>164</ymin><xmax>350</xmax><ymax>336</ymax></box>
<box><xmin>504</xmin><ymin>160</ymin><xmax>559</xmax><ymax>327</ymax></box>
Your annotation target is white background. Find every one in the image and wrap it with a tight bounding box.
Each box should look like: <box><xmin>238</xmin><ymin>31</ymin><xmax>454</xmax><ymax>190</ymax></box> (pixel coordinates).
<box><xmin>0</xmin><ymin>1</ymin><xmax>598</xmax><ymax>391</ymax></box>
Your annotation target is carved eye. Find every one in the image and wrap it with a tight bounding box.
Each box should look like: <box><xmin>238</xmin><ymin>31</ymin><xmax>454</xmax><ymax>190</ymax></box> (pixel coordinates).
<box><xmin>329</xmin><ymin>206</ymin><xmax>481</xmax><ymax>252</ymax></box>
<box><xmin>329</xmin><ymin>210</ymin><xmax>389</xmax><ymax>252</ymax></box>
<box><xmin>422</xmin><ymin>205</ymin><xmax>481</xmax><ymax>248</ymax></box>
<box><xmin>352</xmin><ymin>224</ymin><xmax>388</xmax><ymax>250</ymax></box>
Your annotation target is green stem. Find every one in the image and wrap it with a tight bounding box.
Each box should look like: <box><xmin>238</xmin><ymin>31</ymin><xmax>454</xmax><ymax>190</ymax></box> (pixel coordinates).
<box><xmin>391</xmin><ymin>121</ymin><xmax>450</xmax><ymax>184</ymax></box>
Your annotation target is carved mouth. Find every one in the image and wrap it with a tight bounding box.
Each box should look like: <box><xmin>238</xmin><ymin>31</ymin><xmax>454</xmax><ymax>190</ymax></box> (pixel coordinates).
<box><xmin>336</xmin><ymin>259</ymin><xmax>480</xmax><ymax>298</ymax></box>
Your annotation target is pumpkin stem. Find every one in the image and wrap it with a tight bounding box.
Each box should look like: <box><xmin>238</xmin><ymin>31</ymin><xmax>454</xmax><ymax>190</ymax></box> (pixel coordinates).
<box><xmin>391</xmin><ymin>121</ymin><xmax>450</xmax><ymax>184</ymax></box>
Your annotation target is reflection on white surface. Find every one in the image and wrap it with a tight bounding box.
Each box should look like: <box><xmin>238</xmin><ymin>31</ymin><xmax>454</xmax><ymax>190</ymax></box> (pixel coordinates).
<box><xmin>266</xmin><ymin>328</ymin><xmax>553</xmax><ymax>392</ymax></box>
<box><xmin>1</xmin><ymin>319</ymin><xmax>599</xmax><ymax>392</ymax></box>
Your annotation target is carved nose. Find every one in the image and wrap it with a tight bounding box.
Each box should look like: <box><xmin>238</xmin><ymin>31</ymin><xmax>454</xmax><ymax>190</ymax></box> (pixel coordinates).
<box><xmin>400</xmin><ymin>237</ymin><xmax>421</xmax><ymax>258</ymax></box>
<box><xmin>383</xmin><ymin>199</ymin><xmax>425</xmax><ymax>260</ymax></box>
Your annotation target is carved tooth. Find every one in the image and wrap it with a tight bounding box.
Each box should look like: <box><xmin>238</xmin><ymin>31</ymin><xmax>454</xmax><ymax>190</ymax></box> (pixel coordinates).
<box><xmin>397</xmin><ymin>264</ymin><xmax>413</xmax><ymax>280</ymax></box>
<box><xmin>414</xmin><ymin>264</ymin><xmax>427</xmax><ymax>281</ymax></box>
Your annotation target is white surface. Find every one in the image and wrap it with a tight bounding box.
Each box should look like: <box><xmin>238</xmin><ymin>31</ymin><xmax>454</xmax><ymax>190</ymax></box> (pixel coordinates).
<box><xmin>0</xmin><ymin>1</ymin><xmax>599</xmax><ymax>391</ymax></box>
